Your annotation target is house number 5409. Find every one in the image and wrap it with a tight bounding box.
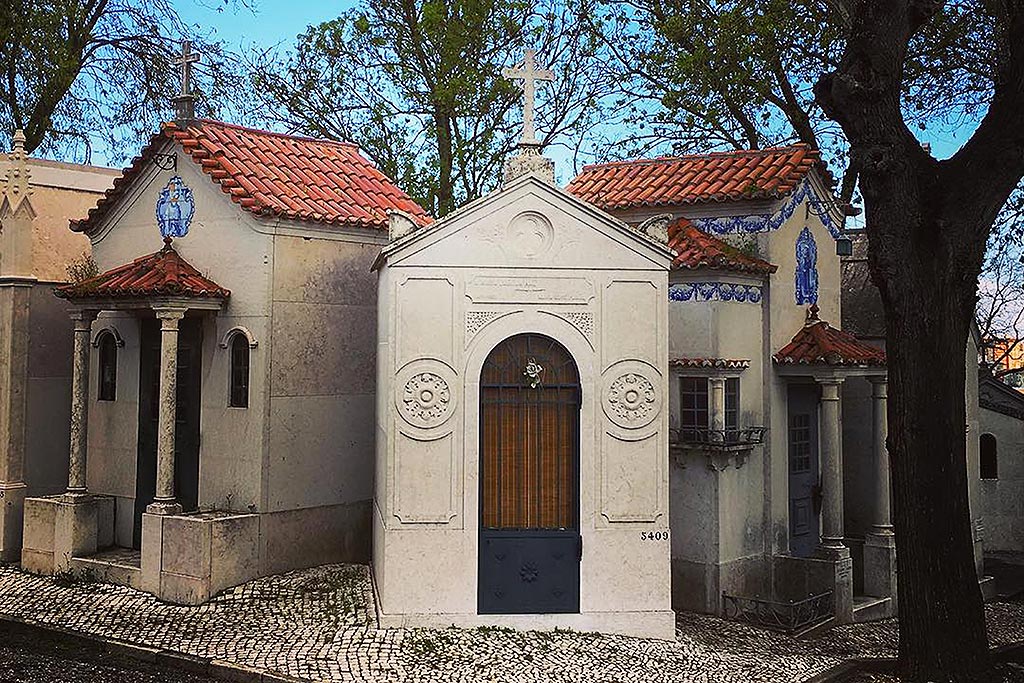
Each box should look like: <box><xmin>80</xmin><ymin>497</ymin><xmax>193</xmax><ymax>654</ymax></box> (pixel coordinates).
<box><xmin>640</xmin><ymin>530</ymin><xmax>668</xmax><ymax>541</ymax></box>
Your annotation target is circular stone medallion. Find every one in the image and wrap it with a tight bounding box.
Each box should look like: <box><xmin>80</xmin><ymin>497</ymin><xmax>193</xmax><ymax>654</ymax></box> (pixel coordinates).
<box><xmin>603</xmin><ymin>366</ymin><xmax>662</xmax><ymax>429</ymax></box>
<box><xmin>506</xmin><ymin>211</ymin><xmax>554</xmax><ymax>258</ymax></box>
<box><xmin>400</xmin><ymin>372</ymin><xmax>452</xmax><ymax>429</ymax></box>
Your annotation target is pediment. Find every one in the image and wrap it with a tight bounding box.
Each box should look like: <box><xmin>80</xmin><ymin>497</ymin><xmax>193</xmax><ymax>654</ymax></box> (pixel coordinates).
<box><xmin>378</xmin><ymin>175</ymin><xmax>674</xmax><ymax>272</ymax></box>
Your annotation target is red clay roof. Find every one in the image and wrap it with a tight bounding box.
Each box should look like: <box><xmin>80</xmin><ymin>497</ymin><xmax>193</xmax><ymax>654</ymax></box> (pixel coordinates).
<box><xmin>567</xmin><ymin>144</ymin><xmax>821</xmax><ymax>211</ymax></box>
<box><xmin>669</xmin><ymin>218</ymin><xmax>777</xmax><ymax>275</ymax></box>
<box><xmin>71</xmin><ymin>119</ymin><xmax>430</xmax><ymax>233</ymax></box>
<box><xmin>774</xmin><ymin>307</ymin><xmax>886</xmax><ymax>367</ymax></box>
<box><xmin>55</xmin><ymin>240</ymin><xmax>230</xmax><ymax>301</ymax></box>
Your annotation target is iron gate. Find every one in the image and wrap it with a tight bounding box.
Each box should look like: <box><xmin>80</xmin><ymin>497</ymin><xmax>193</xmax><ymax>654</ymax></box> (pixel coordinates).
<box><xmin>478</xmin><ymin>333</ymin><xmax>581</xmax><ymax>614</ymax></box>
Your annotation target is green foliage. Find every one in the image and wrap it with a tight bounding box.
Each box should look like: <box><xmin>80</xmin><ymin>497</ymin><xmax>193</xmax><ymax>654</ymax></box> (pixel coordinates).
<box><xmin>65</xmin><ymin>252</ymin><xmax>98</xmax><ymax>284</ymax></box>
<box><xmin>0</xmin><ymin>0</ymin><xmax>253</xmax><ymax>163</ymax></box>
<box><xmin>249</xmin><ymin>0</ymin><xmax>610</xmax><ymax>215</ymax></box>
<box><xmin>590</xmin><ymin>0</ymin><xmax>1000</xmax><ymax>197</ymax></box>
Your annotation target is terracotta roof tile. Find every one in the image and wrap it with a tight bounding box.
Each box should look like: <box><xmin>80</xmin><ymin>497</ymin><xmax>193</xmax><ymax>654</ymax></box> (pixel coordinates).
<box><xmin>55</xmin><ymin>240</ymin><xmax>230</xmax><ymax>301</ymax></box>
<box><xmin>670</xmin><ymin>358</ymin><xmax>751</xmax><ymax>369</ymax></box>
<box><xmin>567</xmin><ymin>144</ymin><xmax>823</xmax><ymax>211</ymax></box>
<box><xmin>668</xmin><ymin>218</ymin><xmax>777</xmax><ymax>275</ymax></box>
<box><xmin>773</xmin><ymin>307</ymin><xmax>886</xmax><ymax>367</ymax></box>
<box><xmin>72</xmin><ymin>120</ymin><xmax>430</xmax><ymax>233</ymax></box>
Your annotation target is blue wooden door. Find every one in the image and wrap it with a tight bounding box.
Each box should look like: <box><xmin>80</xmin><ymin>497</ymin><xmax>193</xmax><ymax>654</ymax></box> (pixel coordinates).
<box><xmin>788</xmin><ymin>384</ymin><xmax>820</xmax><ymax>558</ymax></box>
<box><xmin>478</xmin><ymin>334</ymin><xmax>581</xmax><ymax>614</ymax></box>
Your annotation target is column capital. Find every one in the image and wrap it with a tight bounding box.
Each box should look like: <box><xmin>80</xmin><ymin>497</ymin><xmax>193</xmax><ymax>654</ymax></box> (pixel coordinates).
<box><xmin>817</xmin><ymin>378</ymin><xmax>843</xmax><ymax>400</ymax></box>
<box><xmin>869</xmin><ymin>376</ymin><xmax>888</xmax><ymax>397</ymax></box>
<box><xmin>152</xmin><ymin>305</ymin><xmax>187</xmax><ymax>321</ymax></box>
<box><xmin>68</xmin><ymin>308</ymin><xmax>99</xmax><ymax>324</ymax></box>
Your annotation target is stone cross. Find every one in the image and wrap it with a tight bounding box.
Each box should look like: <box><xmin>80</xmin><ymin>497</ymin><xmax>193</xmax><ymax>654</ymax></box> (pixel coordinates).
<box><xmin>172</xmin><ymin>40</ymin><xmax>201</xmax><ymax>122</ymax></box>
<box><xmin>503</xmin><ymin>49</ymin><xmax>553</xmax><ymax>147</ymax></box>
<box><xmin>174</xmin><ymin>40</ymin><xmax>200</xmax><ymax>98</ymax></box>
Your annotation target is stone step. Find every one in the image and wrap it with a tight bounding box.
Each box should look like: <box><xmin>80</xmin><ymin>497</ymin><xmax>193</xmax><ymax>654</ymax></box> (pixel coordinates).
<box><xmin>70</xmin><ymin>548</ymin><xmax>142</xmax><ymax>591</ymax></box>
<box><xmin>853</xmin><ymin>595</ymin><xmax>892</xmax><ymax>622</ymax></box>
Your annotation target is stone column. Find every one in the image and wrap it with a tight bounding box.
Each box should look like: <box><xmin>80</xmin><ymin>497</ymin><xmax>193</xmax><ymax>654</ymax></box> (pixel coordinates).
<box><xmin>816</xmin><ymin>379</ymin><xmax>846</xmax><ymax>553</ymax></box>
<box><xmin>147</xmin><ymin>307</ymin><xmax>186</xmax><ymax>515</ymax></box>
<box><xmin>709</xmin><ymin>377</ymin><xmax>726</xmax><ymax>442</ymax></box>
<box><xmin>817</xmin><ymin>377</ymin><xmax>852</xmax><ymax>622</ymax></box>
<box><xmin>864</xmin><ymin>376</ymin><xmax>897</xmax><ymax>608</ymax></box>
<box><xmin>0</xmin><ymin>278</ymin><xmax>33</xmax><ymax>561</ymax></box>
<box><xmin>65</xmin><ymin>309</ymin><xmax>98</xmax><ymax>498</ymax></box>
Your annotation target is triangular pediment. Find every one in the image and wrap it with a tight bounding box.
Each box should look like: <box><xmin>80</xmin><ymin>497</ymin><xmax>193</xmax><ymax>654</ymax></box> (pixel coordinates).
<box><xmin>377</xmin><ymin>174</ymin><xmax>674</xmax><ymax>272</ymax></box>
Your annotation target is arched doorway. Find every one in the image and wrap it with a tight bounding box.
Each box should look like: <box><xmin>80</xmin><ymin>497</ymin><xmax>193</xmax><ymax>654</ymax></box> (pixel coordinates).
<box><xmin>478</xmin><ymin>333</ymin><xmax>581</xmax><ymax>614</ymax></box>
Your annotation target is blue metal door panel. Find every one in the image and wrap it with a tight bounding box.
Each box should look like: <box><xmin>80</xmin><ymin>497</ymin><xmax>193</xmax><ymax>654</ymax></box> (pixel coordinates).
<box><xmin>479</xmin><ymin>531</ymin><xmax>580</xmax><ymax>614</ymax></box>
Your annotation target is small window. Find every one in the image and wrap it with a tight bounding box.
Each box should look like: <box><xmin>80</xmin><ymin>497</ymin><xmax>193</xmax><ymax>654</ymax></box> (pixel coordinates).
<box><xmin>680</xmin><ymin>377</ymin><xmax>709</xmax><ymax>430</ymax></box>
<box><xmin>229</xmin><ymin>334</ymin><xmax>250</xmax><ymax>408</ymax></box>
<box><xmin>725</xmin><ymin>378</ymin><xmax>739</xmax><ymax>430</ymax></box>
<box><xmin>680</xmin><ymin>376</ymin><xmax>741</xmax><ymax>433</ymax></box>
<box><xmin>980</xmin><ymin>433</ymin><xmax>998</xmax><ymax>479</ymax></box>
<box><xmin>97</xmin><ymin>333</ymin><xmax>117</xmax><ymax>401</ymax></box>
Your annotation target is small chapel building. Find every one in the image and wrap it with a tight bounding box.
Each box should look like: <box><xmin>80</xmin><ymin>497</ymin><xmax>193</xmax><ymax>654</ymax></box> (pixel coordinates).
<box><xmin>16</xmin><ymin>47</ymin><xmax>979</xmax><ymax>639</ymax></box>
<box><xmin>20</xmin><ymin>117</ymin><xmax>428</xmax><ymax>604</ymax></box>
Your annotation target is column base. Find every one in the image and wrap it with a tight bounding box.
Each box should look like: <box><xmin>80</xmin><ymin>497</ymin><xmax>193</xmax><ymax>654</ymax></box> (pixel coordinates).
<box><xmin>816</xmin><ymin>543</ymin><xmax>853</xmax><ymax>624</ymax></box>
<box><xmin>61</xmin><ymin>490</ymin><xmax>92</xmax><ymax>504</ymax></box>
<box><xmin>0</xmin><ymin>481</ymin><xmax>28</xmax><ymax>563</ymax></box>
<box><xmin>146</xmin><ymin>501</ymin><xmax>182</xmax><ymax>516</ymax></box>
<box><xmin>864</xmin><ymin>531</ymin><xmax>898</xmax><ymax>610</ymax></box>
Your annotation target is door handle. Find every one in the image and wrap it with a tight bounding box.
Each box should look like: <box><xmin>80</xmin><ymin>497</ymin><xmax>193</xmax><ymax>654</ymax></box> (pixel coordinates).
<box><xmin>812</xmin><ymin>479</ymin><xmax>823</xmax><ymax>516</ymax></box>
<box><xmin>577</xmin><ymin>535</ymin><xmax>583</xmax><ymax>561</ymax></box>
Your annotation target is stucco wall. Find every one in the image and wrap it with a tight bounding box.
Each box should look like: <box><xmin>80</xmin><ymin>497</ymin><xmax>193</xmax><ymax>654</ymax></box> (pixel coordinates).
<box><xmin>979</xmin><ymin>406</ymin><xmax>1024</xmax><ymax>553</ymax></box>
<box><xmin>265</xmin><ymin>233</ymin><xmax>383</xmax><ymax>514</ymax></box>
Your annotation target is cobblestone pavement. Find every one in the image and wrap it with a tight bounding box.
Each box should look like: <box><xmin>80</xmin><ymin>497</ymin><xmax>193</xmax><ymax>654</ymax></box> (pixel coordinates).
<box><xmin>0</xmin><ymin>564</ymin><xmax>1021</xmax><ymax>683</ymax></box>
<box><xmin>0</xmin><ymin>621</ymin><xmax>220</xmax><ymax>683</ymax></box>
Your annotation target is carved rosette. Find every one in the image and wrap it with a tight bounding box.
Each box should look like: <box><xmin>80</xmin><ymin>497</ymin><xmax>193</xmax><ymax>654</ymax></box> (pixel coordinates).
<box><xmin>602</xmin><ymin>361</ymin><xmax>662</xmax><ymax>430</ymax></box>
<box><xmin>400</xmin><ymin>372</ymin><xmax>452</xmax><ymax>429</ymax></box>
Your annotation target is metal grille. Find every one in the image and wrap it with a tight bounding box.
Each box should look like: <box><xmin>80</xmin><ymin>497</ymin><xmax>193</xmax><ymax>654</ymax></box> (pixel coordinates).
<box><xmin>722</xmin><ymin>590</ymin><xmax>834</xmax><ymax>633</ymax></box>
<box><xmin>480</xmin><ymin>334</ymin><xmax>580</xmax><ymax>531</ymax></box>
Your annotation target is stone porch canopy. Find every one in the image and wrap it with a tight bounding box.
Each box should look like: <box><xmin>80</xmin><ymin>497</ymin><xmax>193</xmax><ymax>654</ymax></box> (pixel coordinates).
<box><xmin>52</xmin><ymin>239</ymin><xmax>229</xmax><ymax>514</ymax></box>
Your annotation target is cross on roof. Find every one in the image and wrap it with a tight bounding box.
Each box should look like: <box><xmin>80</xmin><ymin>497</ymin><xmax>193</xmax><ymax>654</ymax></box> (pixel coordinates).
<box><xmin>174</xmin><ymin>40</ymin><xmax>201</xmax><ymax>98</ymax></box>
<box><xmin>503</xmin><ymin>49</ymin><xmax>553</xmax><ymax>147</ymax></box>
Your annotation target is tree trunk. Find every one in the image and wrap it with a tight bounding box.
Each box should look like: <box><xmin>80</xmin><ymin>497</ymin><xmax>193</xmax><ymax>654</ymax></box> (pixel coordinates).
<box><xmin>813</xmin><ymin>1</ymin><xmax>1024</xmax><ymax>677</ymax></box>
<box><xmin>434</xmin><ymin>110</ymin><xmax>455</xmax><ymax>216</ymax></box>
<box><xmin>878</xmin><ymin>220</ymin><xmax>990</xmax><ymax>680</ymax></box>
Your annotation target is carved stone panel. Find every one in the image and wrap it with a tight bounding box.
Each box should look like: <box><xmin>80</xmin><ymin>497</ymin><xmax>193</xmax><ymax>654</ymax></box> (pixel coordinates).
<box><xmin>395</xmin><ymin>359</ymin><xmax>457</xmax><ymax>430</ymax></box>
<box><xmin>466</xmin><ymin>276</ymin><xmax>594</xmax><ymax>305</ymax></box>
<box><xmin>601</xmin><ymin>431</ymin><xmax>663</xmax><ymax>523</ymax></box>
<box><xmin>394</xmin><ymin>430</ymin><xmax>458</xmax><ymax>524</ymax></box>
<box><xmin>397</xmin><ymin>277</ymin><xmax>454</xmax><ymax>368</ymax></box>
<box><xmin>602</xmin><ymin>360</ymin><xmax>662</xmax><ymax>430</ymax></box>
<box><xmin>505</xmin><ymin>211</ymin><xmax>555</xmax><ymax>258</ymax></box>
<box><xmin>603</xmin><ymin>280</ymin><xmax>658</xmax><ymax>365</ymax></box>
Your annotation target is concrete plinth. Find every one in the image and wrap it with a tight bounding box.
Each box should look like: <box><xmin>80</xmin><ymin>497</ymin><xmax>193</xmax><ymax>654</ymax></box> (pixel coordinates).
<box><xmin>863</xmin><ymin>531</ymin><xmax>897</xmax><ymax>612</ymax></box>
<box><xmin>817</xmin><ymin>545</ymin><xmax>854</xmax><ymax>624</ymax></box>
<box><xmin>21</xmin><ymin>495</ymin><xmax>106</xmax><ymax>574</ymax></box>
<box><xmin>142</xmin><ymin>511</ymin><xmax>259</xmax><ymax>605</ymax></box>
<box><xmin>0</xmin><ymin>481</ymin><xmax>27</xmax><ymax>562</ymax></box>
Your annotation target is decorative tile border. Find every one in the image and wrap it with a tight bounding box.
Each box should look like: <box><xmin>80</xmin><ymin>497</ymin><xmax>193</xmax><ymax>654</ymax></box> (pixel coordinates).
<box><xmin>690</xmin><ymin>179</ymin><xmax>840</xmax><ymax>239</ymax></box>
<box><xmin>669</xmin><ymin>282</ymin><xmax>763</xmax><ymax>304</ymax></box>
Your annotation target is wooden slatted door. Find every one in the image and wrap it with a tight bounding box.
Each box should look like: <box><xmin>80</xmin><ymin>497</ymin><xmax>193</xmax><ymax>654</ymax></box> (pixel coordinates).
<box><xmin>478</xmin><ymin>334</ymin><xmax>581</xmax><ymax>614</ymax></box>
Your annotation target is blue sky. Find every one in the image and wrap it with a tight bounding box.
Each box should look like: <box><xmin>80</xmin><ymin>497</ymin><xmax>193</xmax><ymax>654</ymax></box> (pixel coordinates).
<box><xmin>175</xmin><ymin>1</ymin><xmax>347</xmax><ymax>51</ymax></box>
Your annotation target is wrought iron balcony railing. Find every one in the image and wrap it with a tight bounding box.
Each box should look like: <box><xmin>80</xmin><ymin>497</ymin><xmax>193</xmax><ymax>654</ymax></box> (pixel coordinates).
<box><xmin>722</xmin><ymin>590</ymin><xmax>834</xmax><ymax>633</ymax></box>
<box><xmin>670</xmin><ymin>426</ymin><xmax>767</xmax><ymax>450</ymax></box>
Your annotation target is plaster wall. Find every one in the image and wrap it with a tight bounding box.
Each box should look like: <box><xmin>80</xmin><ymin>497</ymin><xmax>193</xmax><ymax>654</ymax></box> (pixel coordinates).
<box><xmin>966</xmin><ymin>336</ymin><xmax>985</xmax><ymax>570</ymax></box>
<box><xmin>666</xmin><ymin>277</ymin><xmax>768</xmax><ymax>612</ymax></box>
<box><xmin>266</xmin><ymin>234</ymin><xmax>383</xmax><ymax>514</ymax></box>
<box><xmin>24</xmin><ymin>283</ymin><xmax>75</xmax><ymax>497</ymax></box>
<box><xmin>374</xmin><ymin>179</ymin><xmax>674</xmax><ymax>639</ymax></box>
<box><xmin>979</xmin><ymin>406</ymin><xmax>1024</xmax><ymax>552</ymax></box>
